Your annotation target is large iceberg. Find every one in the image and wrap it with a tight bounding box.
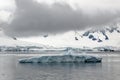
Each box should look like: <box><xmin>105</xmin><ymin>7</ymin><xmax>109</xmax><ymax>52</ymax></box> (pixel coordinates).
<box><xmin>19</xmin><ymin>50</ymin><xmax>102</xmax><ymax>63</ymax></box>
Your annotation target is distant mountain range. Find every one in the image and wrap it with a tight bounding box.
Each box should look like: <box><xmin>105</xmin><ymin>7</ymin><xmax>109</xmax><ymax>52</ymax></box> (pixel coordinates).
<box><xmin>0</xmin><ymin>23</ymin><xmax>120</xmax><ymax>49</ymax></box>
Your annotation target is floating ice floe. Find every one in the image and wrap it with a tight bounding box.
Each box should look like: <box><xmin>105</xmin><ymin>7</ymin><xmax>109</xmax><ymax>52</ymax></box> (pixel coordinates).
<box><xmin>19</xmin><ymin>50</ymin><xmax>102</xmax><ymax>63</ymax></box>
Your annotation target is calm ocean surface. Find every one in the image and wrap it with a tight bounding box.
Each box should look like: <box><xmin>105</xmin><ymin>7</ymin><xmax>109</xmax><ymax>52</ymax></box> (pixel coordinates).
<box><xmin>0</xmin><ymin>52</ymin><xmax>120</xmax><ymax>80</ymax></box>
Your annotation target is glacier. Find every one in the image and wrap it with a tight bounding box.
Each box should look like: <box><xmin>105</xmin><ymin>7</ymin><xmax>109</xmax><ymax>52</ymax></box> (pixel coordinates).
<box><xmin>19</xmin><ymin>50</ymin><xmax>102</xmax><ymax>63</ymax></box>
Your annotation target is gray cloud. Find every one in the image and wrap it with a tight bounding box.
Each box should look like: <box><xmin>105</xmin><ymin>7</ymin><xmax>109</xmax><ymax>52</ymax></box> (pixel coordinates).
<box><xmin>4</xmin><ymin>0</ymin><xmax>120</xmax><ymax>37</ymax></box>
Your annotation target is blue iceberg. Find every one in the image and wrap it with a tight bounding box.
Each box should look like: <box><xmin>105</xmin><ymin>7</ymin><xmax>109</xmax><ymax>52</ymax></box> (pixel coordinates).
<box><xmin>19</xmin><ymin>50</ymin><xmax>102</xmax><ymax>63</ymax></box>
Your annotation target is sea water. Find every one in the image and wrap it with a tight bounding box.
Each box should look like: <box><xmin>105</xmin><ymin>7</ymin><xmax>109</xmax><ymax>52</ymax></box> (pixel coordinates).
<box><xmin>0</xmin><ymin>52</ymin><xmax>120</xmax><ymax>80</ymax></box>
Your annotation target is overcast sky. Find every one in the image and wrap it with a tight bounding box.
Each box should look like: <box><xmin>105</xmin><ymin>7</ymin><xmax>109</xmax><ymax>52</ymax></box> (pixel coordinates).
<box><xmin>0</xmin><ymin>0</ymin><xmax>120</xmax><ymax>37</ymax></box>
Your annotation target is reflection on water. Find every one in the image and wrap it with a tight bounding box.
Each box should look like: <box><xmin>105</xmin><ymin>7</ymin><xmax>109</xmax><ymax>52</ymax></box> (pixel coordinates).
<box><xmin>0</xmin><ymin>53</ymin><xmax>120</xmax><ymax>80</ymax></box>
<box><xmin>0</xmin><ymin>56</ymin><xmax>16</xmax><ymax>80</ymax></box>
<box><xmin>16</xmin><ymin>63</ymin><xmax>102</xmax><ymax>80</ymax></box>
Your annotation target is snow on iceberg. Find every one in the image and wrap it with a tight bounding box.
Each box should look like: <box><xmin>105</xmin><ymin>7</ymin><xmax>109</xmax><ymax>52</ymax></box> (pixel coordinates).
<box><xmin>19</xmin><ymin>50</ymin><xmax>102</xmax><ymax>63</ymax></box>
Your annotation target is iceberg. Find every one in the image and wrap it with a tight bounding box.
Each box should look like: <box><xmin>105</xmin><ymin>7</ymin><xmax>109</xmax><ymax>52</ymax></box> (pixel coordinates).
<box><xmin>19</xmin><ymin>50</ymin><xmax>102</xmax><ymax>63</ymax></box>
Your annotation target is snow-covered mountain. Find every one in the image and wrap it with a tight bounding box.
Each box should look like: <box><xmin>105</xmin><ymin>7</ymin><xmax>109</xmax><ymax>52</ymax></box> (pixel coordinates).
<box><xmin>73</xmin><ymin>23</ymin><xmax>120</xmax><ymax>47</ymax></box>
<box><xmin>82</xmin><ymin>23</ymin><xmax>120</xmax><ymax>43</ymax></box>
<box><xmin>0</xmin><ymin>28</ymin><xmax>48</xmax><ymax>51</ymax></box>
<box><xmin>20</xmin><ymin>22</ymin><xmax>120</xmax><ymax>48</ymax></box>
<box><xmin>0</xmin><ymin>22</ymin><xmax>120</xmax><ymax>52</ymax></box>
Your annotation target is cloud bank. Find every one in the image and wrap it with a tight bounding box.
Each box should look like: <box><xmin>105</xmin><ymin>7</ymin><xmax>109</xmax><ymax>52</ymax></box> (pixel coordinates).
<box><xmin>5</xmin><ymin>0</ymin><xmax>120</xmax><ymax>37</ymax></box>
